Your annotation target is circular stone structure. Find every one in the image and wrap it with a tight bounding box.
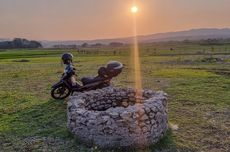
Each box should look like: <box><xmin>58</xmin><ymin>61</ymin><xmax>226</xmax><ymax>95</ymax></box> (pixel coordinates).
<box><xmin>67</xmin><ymin>87</ymin><xmax>168</xmax><ymax>148</ymax></box>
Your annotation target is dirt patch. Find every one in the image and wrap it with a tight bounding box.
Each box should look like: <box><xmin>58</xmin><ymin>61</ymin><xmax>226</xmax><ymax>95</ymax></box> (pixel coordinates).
<box><xmin>12</xmin><ymin>59</ymin><xmax>30</xmax><ymax>62</ymax></box>
<box><xmin>201</xmin><ymin>57</ymin><xmax>224</xmax><ymax>63</ymax></box>
<box><xmin>209</xmin><ymin>70</ymin><xmax>230</xmax><ymax>76</ymax></box>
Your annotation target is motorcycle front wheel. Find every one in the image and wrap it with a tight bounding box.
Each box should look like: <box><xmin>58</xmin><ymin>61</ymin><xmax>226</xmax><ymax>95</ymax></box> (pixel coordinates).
<box><xmin>51</xmin><ymin>85</ymin><xmax>71</xmax><ymax>99</ymax></box>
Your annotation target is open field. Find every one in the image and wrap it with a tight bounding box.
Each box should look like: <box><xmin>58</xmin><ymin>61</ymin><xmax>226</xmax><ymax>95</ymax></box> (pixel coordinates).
<box><xmin>0</xmin><ymin>43</ymin><xmax>230</xmax><ymax>152</ymax></box>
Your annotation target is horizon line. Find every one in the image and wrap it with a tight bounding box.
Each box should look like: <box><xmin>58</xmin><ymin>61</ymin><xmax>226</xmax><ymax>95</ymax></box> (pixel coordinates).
<box><xmin>1</xmin><ymin>27</ymin><xmax>230</xmax><ymax>42</ymax></box>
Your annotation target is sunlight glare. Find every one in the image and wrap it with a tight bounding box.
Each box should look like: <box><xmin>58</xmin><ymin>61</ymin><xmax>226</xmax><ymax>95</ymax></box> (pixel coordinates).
<box><xmin>131</xmin><ymin>6</ymin><xmax>138</xmax><ymax>13</ymax></box>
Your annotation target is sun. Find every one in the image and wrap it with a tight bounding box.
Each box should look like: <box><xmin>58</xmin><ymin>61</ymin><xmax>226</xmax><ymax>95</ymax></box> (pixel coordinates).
<box><xmin>131</xmin><ymin>6</ymin><xmax>138</xmax><ymax>13</ymax></box>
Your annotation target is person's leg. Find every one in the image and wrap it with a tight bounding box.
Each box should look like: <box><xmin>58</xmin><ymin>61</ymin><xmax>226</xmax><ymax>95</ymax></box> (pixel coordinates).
<box><xmin>70</xmin><ymin>76</ymin><xmax>76</xmax><ymax>86</ymax></box>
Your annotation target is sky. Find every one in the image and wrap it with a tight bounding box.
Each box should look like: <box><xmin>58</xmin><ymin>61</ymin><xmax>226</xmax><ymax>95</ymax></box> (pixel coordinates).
<box><xmin>0</xmin><ymin>0</ymin><xmax>230</xmax><ymax>40</ymax></box>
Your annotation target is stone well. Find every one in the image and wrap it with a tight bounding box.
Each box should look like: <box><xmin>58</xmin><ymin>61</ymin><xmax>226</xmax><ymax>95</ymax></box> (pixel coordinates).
<box><xmin>67</xmin><ymin>87</ymin><xmax>168</xmax><ymax>148</ymax></box>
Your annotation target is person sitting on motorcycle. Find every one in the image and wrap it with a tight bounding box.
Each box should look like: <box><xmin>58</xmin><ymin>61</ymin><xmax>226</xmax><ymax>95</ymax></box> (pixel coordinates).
<box><xmin>61</xmin><ymin>53</ymin><xmax>78</xmax><ymax>87</ymax></box>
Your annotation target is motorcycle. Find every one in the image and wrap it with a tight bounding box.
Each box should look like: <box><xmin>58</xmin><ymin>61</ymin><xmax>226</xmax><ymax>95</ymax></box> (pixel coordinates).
<box><xmin>51</xmin><ymin>61</ymin><xmax>123</xmax><ymax>99</ymax></box>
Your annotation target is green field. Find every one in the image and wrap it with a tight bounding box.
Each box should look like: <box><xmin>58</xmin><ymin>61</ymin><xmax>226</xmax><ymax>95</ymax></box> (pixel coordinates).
<box><xmin>0</xmin><ymin>44</ymin><xmax>229</xmax><ymax>152</ymax></box>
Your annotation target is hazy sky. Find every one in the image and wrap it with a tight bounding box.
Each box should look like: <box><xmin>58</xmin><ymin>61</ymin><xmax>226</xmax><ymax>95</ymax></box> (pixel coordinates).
<box><xmin>1</xmin><ymin>0</ymin><xmax>230</xmax><ymax>40</ymax></box>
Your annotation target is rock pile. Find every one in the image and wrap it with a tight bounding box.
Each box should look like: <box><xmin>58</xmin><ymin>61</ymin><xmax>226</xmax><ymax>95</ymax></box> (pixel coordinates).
<box><xmin>67</xmin><ymin>87</ymin><xmax>168</xmax><ymax>148</ymax></box>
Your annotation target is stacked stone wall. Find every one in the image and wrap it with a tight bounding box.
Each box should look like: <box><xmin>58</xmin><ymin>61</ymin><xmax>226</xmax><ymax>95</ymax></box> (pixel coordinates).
<box><xmin>67</xmin><ymin>87</ymin><xmax>168</xmax><ymax>148</ymax></box>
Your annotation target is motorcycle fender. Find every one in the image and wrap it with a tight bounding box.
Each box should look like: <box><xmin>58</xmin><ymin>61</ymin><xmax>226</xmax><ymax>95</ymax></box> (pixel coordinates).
<box><xmin>51</xmin><ymin>81</ymin><xmax>64</xmax><ymax>88</ymax></box>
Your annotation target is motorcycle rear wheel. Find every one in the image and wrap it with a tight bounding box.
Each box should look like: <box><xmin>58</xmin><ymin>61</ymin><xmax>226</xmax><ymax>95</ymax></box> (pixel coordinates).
<box><xmin>51</xmin><ymin>85</ymin><xmax>71</xmax><ymax>99</ymax></box>
<box><xmin>98</xmin><ymin>83</ymin><xmax>110</xmax><ymax>89</ymax></box>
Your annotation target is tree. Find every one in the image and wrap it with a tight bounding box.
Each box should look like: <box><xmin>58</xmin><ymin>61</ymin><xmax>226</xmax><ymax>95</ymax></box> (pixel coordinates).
<box><xmin>109</xmin><ymin>42</ymin><xmax>124</xmax><ymax>47</ymax></box>
<box><xmin>91</xmin><ymin>43</ymin><xmax>103</xmax><ymax>47</ymax></box>
<box><xmin>81</xmin><ymin>43</ymin><xmax>89</xmax><ymax>48</ymax></box>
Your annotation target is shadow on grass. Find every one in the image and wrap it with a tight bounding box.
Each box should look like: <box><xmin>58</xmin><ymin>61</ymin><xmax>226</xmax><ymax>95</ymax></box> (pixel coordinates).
<box><xmin>149</xmin><ymin>129</ymin><xmax>177</xmax><ymax>152</ymax></box>
<box><xmin>6</xmin><ymin>99</ymin><xmax>71</xmax><ymax>138</ymax></box>
<box><xmin>71</xmin><ymin>129</ymin><xmax>176</xmax><ymax>152</ymax></box>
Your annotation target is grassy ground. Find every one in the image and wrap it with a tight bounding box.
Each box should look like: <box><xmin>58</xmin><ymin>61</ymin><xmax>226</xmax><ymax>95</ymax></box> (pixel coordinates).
<box><xmin>0</xmin><ymin>44</ymin><xmax>229</xmax><ymax>152</ymax></box>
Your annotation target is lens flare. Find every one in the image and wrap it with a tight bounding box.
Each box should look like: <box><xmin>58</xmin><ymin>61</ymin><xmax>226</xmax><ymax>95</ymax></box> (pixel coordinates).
<box><xmin>133</xmin><ymin>19</ymin><xmax>142</xmax><ymax>100</ymax></box>
<box><xmin>131</xmin><ymin>5</ymin><xmax>142</xmax><ymax>100</ymax></box>
<box><xmin>131</xmin><ymin>0</ymin><xmax>146</xmax><ymax>145</ymax></box>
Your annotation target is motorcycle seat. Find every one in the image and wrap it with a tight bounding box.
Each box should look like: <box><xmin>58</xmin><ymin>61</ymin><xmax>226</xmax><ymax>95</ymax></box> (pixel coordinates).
<box><xmin>81</xmin><ymin>77</ymin><xmax>103</xmax><ymax>85</ymax></box>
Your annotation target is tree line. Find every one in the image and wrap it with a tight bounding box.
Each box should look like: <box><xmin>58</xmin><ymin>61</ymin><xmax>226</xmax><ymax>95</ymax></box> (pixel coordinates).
<box><xmin>53</xmin><ymin>42</ymin><xmax>124</xmax><ymax>49</ymax></box>
<box><xmin>0</xmin><ymin>38</ymin><xmax>42</xmax><ymax>49</ymax></box>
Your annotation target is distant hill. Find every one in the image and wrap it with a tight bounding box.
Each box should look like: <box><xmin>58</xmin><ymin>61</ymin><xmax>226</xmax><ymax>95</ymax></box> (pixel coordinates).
<box><xmin>40</xmin><ymin>28</ymin><xmax>230</xmax><ymax>48</ymax></box>
<box><xmin>2</xmin><ymin>28</ymin><xmax>230</xmax><ymax>48</ymax></box>
<box><xmin>0</xmin><ymin>38</ymin><xmax>10</xmax><ymax>42</ymax></box>
<box><xmin>137</xmin><ymin>28</ymin><xmax>230</xmax><ymax>43</ymax></box>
